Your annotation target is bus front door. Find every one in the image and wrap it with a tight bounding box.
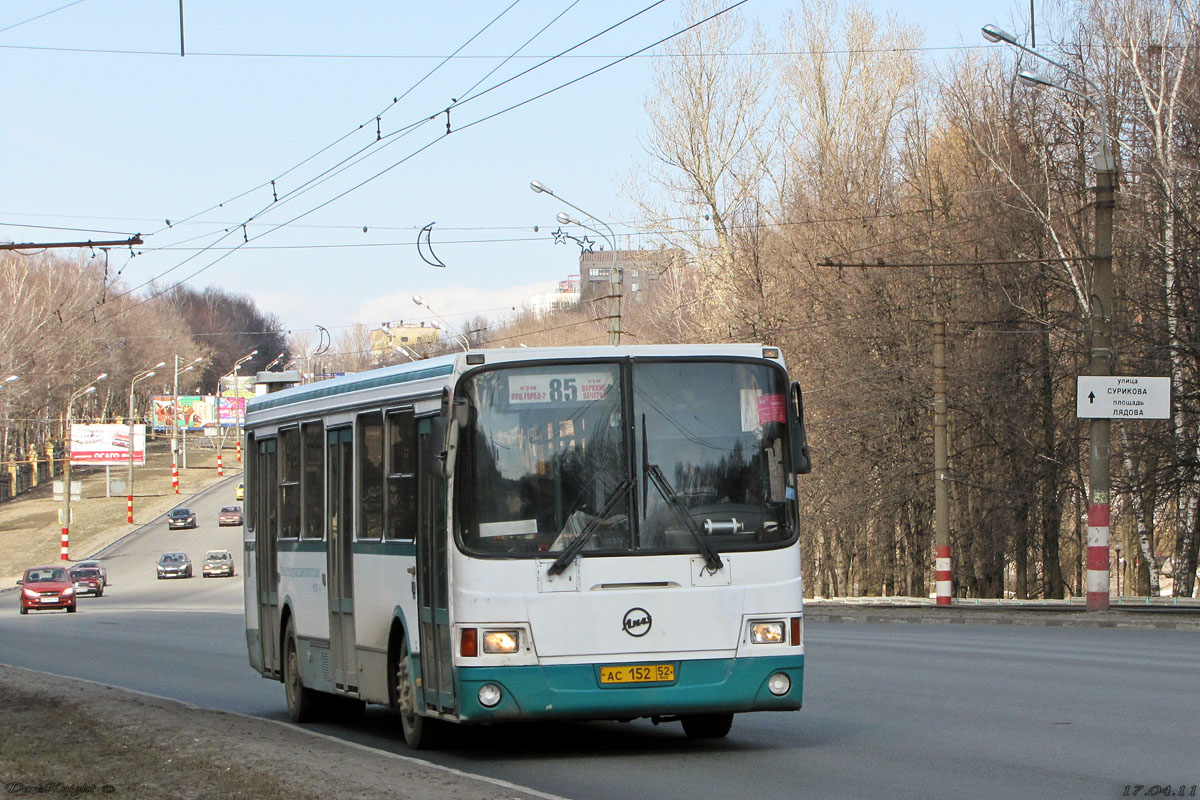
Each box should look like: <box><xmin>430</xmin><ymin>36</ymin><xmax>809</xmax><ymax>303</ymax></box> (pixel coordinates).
<box><xmin>326</xmin><ymin>427</ymin><xmax>358</xmax><ymax>693</ymax></box>
<box><xmin>255</xmin><ymin>437</ymin><xmax>281</xmax><ymax>678</ymax></box>
<box><xmin>416</xmin><ymin>417</ymin><xmax>455</xmax><ymax>716</ymax></box>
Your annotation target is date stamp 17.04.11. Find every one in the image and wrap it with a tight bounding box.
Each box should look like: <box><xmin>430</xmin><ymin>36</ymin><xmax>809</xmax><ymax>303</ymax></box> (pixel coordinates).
<box><xmin>1122</xmin><ymin>786</ymin><xmax>1197</xmax><ymax>798</ymax></box>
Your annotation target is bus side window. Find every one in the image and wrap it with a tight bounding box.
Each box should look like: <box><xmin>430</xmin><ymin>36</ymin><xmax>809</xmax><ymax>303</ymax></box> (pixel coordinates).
<box><xmin>386</xmin><ymin>409</ymin><xmax>417</xmax><ymax>540</ymax></box>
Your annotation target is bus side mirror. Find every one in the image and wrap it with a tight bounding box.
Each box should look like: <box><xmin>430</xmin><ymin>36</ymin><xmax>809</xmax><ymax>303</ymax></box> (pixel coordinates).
<box><xmin>439</xmin><ymin>388</ymin><xmax>469</xmax><ymax>479</ymax></box>
<box><xmin>790</xmin><ymin>381</ymin><xmax>812</xmax><ymax>475</ymax></box>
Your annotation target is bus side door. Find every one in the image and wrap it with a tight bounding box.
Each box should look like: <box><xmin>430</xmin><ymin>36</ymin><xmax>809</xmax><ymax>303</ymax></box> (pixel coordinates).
<box><xmin>416</xmin><ymin>416</ymin><xmax>455</xmax><ymax>716</ymax></box>
<box><xmin>327</xmin><ymin>427</ymin><xmax>358</xmax><ymax>692</ymax></box>
<box><xmin>254</xmin><ymin>436</ymin><xmax>281</xmax><ymax>678</ymax></box>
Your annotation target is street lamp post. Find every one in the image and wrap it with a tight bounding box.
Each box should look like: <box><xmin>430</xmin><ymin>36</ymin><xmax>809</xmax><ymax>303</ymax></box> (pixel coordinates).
<box><xmin>1</xmin><ymin>375</ymin><xmax>17</xmax><ymax>472</ymax></box>
<box><xmin>232</xmin><ymin>351</ymin><xmax>256</xmax><ymax>463</ymax></box>
<box><xmin>61</xmin><ymin>373</ymin><xmax>107</xmax><ymax>560</ymax></box>
<box><xmin>218</xmin><ymin>351</ymin><xmax>256</xmax><ymax>472</ymax></box>
<box><xmin>172</xmin><ymin>356</ymin><xmax>203</xmax><ymax>490</ymax></box>
<box><xmin>412</xmin><ymin>296</ymin><xmax>469</xmax><ymax>352</ymax></box>
<box><xmin>983</xmin><ymin>23</ymin><xmax>1116</xmax><ymax>611</ymax></box>
<box><xmin>127</xmin><ymin>363</ymin><xmax>164</xmax><ymax>524</ymax></box>
<box><xmin>531</xmin><ymin>179</ymin><xmax>621</xmax><ymax>345</ymax></box>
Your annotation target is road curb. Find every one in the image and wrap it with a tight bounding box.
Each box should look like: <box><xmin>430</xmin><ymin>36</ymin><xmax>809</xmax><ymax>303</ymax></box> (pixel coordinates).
<box><xmin>804</xmin><ymin>603</ymin><xmax>1200</xmax><ymax>631</ymax></box>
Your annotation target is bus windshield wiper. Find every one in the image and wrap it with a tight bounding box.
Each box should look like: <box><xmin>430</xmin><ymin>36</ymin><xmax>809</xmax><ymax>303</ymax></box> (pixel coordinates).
<box><xmin>547</xmin><ymin>480</ymin><xmax>633</xmax><ymax>576</ymax></box>
<box><xmin>641</xmin><ymin>415</ymin><xmax>724</xmax><ymax>573</ymax></box>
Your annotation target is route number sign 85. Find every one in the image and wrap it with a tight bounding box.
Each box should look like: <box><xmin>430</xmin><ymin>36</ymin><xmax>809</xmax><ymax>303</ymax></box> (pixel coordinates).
<box><xmin>508</xmin><ymin>372</ymin><xmax>613</xmax><ymax>406</ymax></box>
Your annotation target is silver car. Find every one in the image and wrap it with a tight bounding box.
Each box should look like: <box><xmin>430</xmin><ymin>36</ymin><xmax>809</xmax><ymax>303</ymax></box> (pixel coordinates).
<box><xmin>202</xmin><ymin>550</ymin><xmax>235</xmax><ymax>578</ymax></box>
<box><xmin>156</xmin><ymin>552</ymin><xmax>192</xmax><ymax>579</ymax></box>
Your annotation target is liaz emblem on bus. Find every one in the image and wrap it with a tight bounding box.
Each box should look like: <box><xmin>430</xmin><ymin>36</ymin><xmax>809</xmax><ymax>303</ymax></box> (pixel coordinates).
<box><xmin>508</xmin><ymin>372</ymin><xmax>613</xmax><ymax>405</ymax></box>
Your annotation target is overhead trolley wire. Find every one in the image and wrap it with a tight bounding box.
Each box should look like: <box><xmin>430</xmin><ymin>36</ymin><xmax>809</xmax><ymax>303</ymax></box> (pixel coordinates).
<box><xmin>68</xmin><ymin>1</ymin><xmax>751</xmax><ymax>330</ymax></box>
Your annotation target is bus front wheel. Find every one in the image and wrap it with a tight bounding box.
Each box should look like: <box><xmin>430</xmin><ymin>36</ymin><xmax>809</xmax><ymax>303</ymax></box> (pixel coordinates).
<box><xmin>681</xmin><ymin>713</ymin><xmax>734</xmax><ymax>739</ymax></box>
<box><xmin>393</xmin><ymin>638</ymin><xmax>444</xmax><ymax>750</ymax></box>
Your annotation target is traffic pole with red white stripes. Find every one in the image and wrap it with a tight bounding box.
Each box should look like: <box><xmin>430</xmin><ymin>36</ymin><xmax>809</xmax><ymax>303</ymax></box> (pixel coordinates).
<box><xmin>172</xmin><ymin>457</ymin><xmax>179</xmax><ymax>494</ymax></box>
<box><xmin>127</xmin><ymin>494</ymin><xmax>134</xmax><ymax>524</ymax></box>
<box><xmin>935</xmin><ymin>545</ymin><xmax>952</xmax><ymax>606</ymax></box>
<box><xmin>236</xmin><ymin>438</ymin><xmax>242</xmax><ymax>463</ymax></box>
<box><xmin>60</xmin><ymin>527</ymin><xmax>69</xmax><ymax>560</ymax></box>
<box><xmin>1086</xmin><ymin>494</ymin><xmax>1111</xmax><ymax>610</ymax></box>
<box><xmin>217</xmin><ymin>453</ymin><xmax>223</xmax><ymax>477</ymax></box>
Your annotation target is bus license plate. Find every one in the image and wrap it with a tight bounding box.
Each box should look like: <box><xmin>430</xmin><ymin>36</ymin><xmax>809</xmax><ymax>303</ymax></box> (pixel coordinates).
<box><xmin>599</xmin><ymin>664</ymin><xmax>674</xmax><ymax>684</ymax></box>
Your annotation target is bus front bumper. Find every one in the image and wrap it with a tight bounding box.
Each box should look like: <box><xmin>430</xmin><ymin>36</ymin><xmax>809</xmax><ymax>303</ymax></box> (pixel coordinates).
<box><xmin>455</xmin><ymin>654</ymin><xmax>803</xmax><ymax>722</ymax></box>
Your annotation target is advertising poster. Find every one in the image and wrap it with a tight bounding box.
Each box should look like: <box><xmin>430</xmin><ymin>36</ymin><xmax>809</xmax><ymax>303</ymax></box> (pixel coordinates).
<box><xmin>152</xmin><ymin>395</ymin><xmax>249</xmax><ymax>431</ymax></box>
<box><xmin>217</xmin><ymin>397</ymin><xmax>245</xmax><ymax>428</ymax></box>
<box><xmin>70</xmin><ymin>423</ymin><xmax>146</xmax><ymax>465</ymax></box>
<box><xmin>153</xmin><ymin>396</ymin><xmax>218</xmax><ymax>432</ymax></box>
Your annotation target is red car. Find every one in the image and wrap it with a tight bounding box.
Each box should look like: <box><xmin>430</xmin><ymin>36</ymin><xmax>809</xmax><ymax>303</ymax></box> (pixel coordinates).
<box><xmin>18</xmin><ymin>566</ymin><xmax>77</xmax><ymax>614</ymax></box>
<box><xmin>69</xmin><ymin>567</ymin><xmax>104</xmax><ymax>597</ymax></box>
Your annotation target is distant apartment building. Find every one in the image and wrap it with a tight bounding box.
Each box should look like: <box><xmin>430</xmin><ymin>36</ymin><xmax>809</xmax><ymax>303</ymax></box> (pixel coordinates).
<box><xmin>578</xmin><ymin>248</ymin><xmax>682</xmax><ymax>304</ymax></box>
<box><xmin>528</xmin><ymin>275</ymin><xmax>582</xmax><ymax>315</ymax></box>
<box><xmin>369</xmin><ymin>321</ymin><xmax>442</xmax><ymax>361</ymax></box>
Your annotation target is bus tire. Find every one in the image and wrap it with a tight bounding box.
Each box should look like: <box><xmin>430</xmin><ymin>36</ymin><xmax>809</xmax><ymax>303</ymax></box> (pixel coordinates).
<box><xmin>284</xmin><ymin>619</ymin><xmax>320</xmax><ymax>723</ymax></box>
<box><xmin>393</xmin><ymin>638</ymin><xmax>444</xmax><ymax>750</ymax></box>
<box><xmin>681</xmin><ymin>713</ymin><xmax>734</xmax><ymax>739</ymax></box>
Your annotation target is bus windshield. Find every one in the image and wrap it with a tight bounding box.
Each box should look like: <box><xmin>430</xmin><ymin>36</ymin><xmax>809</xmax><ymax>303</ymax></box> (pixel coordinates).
<box><xmin>457</xmin><ymin>359</ymin><xmax>793</xmax><ymax>558</ymax></box>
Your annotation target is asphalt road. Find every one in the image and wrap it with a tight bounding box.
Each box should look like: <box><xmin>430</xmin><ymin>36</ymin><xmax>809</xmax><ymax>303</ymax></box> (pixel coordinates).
<box><xmin>3</xmin><ymin>486</ymin><xmax>1199</xmax><ymax>799</ymax></box>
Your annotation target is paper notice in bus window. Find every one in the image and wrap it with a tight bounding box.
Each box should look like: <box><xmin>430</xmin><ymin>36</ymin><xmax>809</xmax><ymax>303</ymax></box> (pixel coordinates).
<box><xmin>741</xmin><ymin>391</ymin><xmax>786</xmax><ymax>431</ymax></box>
<box><xmin>478</xmin><ymin>519</ymin><xmax>539</xmax><ymax>538</ymax></box>
<box><xmin>758</xmin><ymin>394</ymin><xmax>785</xmax><ymax>424</ymax></box>
<box><xmin>508</xmin><ymin>373</ymin><xmax>614</xmax><ymax>405</ymax></box>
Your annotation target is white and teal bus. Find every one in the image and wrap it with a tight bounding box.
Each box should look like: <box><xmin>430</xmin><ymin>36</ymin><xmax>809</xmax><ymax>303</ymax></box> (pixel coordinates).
<box><xmin>243</xmin><ymin>344</ymin><xmax>812</xmax><ymax>747</ymax></box>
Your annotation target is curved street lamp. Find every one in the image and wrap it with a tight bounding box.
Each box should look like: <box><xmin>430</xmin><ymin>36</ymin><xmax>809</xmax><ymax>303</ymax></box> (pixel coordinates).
<box><xmin>219</xmin><ymin>350</ymin><xmax>257</xmax><ymax>465</ymax></box>
<box><xmin>983</xmin><ymin>22</ymin><xmax>1116</xmax><ymax>610</ymax></box>
<box><xmin>531</xmin><ymin>179</ymin><xmax>622</xmax><ymax>345</ymax></box>
<box><xmin>412</xmin><ymin>295</ymin><xmax>469</xmax><ymax>352</ymax></box>
<box><xmin>172</xmin><ymin>356</ymin><xmax>204</xmax><ymax>479</ymax></box>
<box><xmin>127</xmin><ymin>363</ymin><xmax>164</xmax><ymax>524</ymax></box>
<box><xmin>61</xmin><ymin>373</ymin><xmax>107</xmax><ymax>559</ymax></box>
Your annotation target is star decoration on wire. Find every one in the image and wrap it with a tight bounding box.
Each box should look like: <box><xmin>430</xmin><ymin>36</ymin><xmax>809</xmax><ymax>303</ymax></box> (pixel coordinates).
<box><xmin>550</xmin><ymin>227</ymin><xmax>596</xmax><ymax>253</ymax></box>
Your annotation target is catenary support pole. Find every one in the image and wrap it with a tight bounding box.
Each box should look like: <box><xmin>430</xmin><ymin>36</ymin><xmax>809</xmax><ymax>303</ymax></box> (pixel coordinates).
<box><xmin>934</xmin><ymin>318</ymin><xmax>952</xmax><ymax>605</ymax></box>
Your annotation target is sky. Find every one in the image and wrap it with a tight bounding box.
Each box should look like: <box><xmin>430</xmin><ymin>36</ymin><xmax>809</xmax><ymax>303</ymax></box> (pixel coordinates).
<box><xmin>0</xmin><ymin>0</ymin><xmax>1039</xmax><ymax>345</ymax></box>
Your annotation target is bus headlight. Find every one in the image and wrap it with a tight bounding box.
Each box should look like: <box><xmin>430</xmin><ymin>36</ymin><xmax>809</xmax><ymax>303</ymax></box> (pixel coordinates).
<box><xmin>482</xmin><ymin>630</ymin><xmax>520</xmax><ymax>654</ymax></box>
<box><xmin>478</xmin><ymin>684</ymin><xmax>503</xmax><ymax>708</ymax></box>
<box><xmin>767</xmin><ymin>672</ymin><xmax>791</xmax><ymax>696</ymax></box>
<box><xmin>750</xmin><ymin>621</ymin><xmax>785</xmax><ymax>644</ymax></box>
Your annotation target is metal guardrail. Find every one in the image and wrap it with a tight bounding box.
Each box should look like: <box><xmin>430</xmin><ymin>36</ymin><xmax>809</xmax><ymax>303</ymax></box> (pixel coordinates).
<box><xmin>809</xmin><ymin>595</ymin><xmax>1200</xmax><ymax>609</ymax></box>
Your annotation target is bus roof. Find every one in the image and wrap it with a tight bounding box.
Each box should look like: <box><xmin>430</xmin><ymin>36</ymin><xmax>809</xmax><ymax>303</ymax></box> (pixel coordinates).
<box><xmin>246</xmin><ymin>343</ymin><xmax>780</xmax><ymax>420</ymax></box>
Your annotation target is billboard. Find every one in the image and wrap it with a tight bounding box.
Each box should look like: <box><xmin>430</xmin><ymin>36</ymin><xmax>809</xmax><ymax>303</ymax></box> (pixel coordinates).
<box><xmin>70</xmin><ymin>423</ymin><xmax>146</xmax><ymax>465</ymax></box>
<box><xmin>153</xmin><ymin>396</ymin><xmax>245</xmax><ymax>431</ymax></box>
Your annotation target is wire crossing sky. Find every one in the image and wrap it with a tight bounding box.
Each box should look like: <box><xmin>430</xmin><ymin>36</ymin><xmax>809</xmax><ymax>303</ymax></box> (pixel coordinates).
<box><xmin>0</xmin><ymin>0</ymin><xmax>1025</xmax><ymax>333</ymax></box>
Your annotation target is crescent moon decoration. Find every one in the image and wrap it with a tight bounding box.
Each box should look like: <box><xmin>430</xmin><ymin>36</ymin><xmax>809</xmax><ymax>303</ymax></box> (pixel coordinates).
<box><xmin>313</xmin><ymin>325</ymin><xmax>331</xmax><ymax>357</ymax></box>
<box><xmin>417</xmin><ymin>222</ymin><xmax>446</xmax><ymax>268</ymax></box>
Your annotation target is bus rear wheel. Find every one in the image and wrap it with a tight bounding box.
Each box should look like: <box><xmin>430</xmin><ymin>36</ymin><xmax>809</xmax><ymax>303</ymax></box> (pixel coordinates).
<box><xmin>681</xmin><ymin>713</ymin><xmax>734</xmax><ymax>739</ymax></box>
<box><xmin>393</xmin><ymin>639</ymin><xmax>443</xmax><ymax>750</ymax></box>
<box><xmin>284</xmin><ymin>619</ymin><xmax>320</xmax><ymax>723</ymax></box>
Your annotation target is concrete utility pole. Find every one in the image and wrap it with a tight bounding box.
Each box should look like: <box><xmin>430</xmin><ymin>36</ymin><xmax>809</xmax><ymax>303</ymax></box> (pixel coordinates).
<box><xmin>982</xmin><ymin>23</ymin><xmax>1117</xmax><ymax>611</ymax></box>
<box><xmin>933</xmin><ymin>319</ymin><xmax>952</xmax><ymax>605</ymax></box>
